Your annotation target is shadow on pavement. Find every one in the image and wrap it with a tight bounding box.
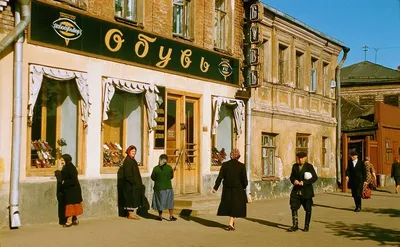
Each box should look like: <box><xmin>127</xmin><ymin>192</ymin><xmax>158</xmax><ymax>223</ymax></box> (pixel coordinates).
<box><xmin>362</xmin><ymin>208</ymin><xmax>400</xmax><ymax>218</ymax></box>
<box><xmin>179</xmin><ymin>210</ymin><xmax>226</xmax><ymax>229</ymax></box>
<box><xmin>244</xmin><ymin>217</ymin><xmax>290</xmax><ymax>230</ymax></box>
<box><xmin>314</xmin><ymin>204</ymin><xmax>353</xmax><ymax>212</ymax></box>
<box><xmin>316</xmin><ymin>221</ymin><xmax>400</xmax><ymax>246</ymax></box>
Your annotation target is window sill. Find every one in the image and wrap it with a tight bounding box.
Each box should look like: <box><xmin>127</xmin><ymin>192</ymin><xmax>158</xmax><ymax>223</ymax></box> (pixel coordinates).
<box><xmin>172</xmin><ymin>33</ymin><xmax>194</xmax><ymax>42</ymax></box>
<box><xmin>261</xmin><ymin>177</ymin><xmax>280</xmax><ymax>182</ymax></box>
<box><xmin>114</xmin><ymin>16</ymin><xmax>144</xmax><ymax>29</ymax></box>
<box><xmin>213</xmin><ymin>47</ymin><xmax>233</xmax><ymax>56</ymax></box>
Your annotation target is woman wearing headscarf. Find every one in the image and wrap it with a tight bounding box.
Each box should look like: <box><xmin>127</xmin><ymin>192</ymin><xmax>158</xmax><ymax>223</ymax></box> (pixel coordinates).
<box><xmin>122</xmin><ymin>145</ymin><xmax>144</xmax><ymax>220</ymax></box>
<box><xmin>213</xmin><ymin>148</ymin><xmax>248</xmax><ymax>231</ymax></box>
<box><xmin>364</xmin><ymin>157</ymin><xmax>377</xmax><ymax>190</ymax></box>
<box><xmin>151</xmin><ymin>154</ymin><xmax>177</xmax><ymax>221</ymax></box>
<box><xmin>60</xmin><ymin>154</ymin><xmax>83</xmax><ymax>227</ymax></box>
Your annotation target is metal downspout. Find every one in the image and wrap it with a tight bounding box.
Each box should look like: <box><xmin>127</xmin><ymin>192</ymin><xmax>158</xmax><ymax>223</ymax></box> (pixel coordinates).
<box><xmin>0</xmin><ymin>0</ymin><xmax>31</xmax><ymax>229</ymax></box>
<box><xmin>245</xmin><ymin>97</ymin><xmax>252</xmax><ymax>202</ymax></box>
<box><xmin>336</xmin><ymin>47</ymin><xmax>350</xmax><ymax>190</ymax></box>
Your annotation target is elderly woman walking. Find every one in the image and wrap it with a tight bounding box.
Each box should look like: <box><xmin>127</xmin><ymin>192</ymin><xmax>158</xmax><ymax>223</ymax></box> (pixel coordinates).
<box><xmin>392</xmin><ymin>157</ymin><xmax>400</xmax><ymax>194</ymax></box>
<box><xmin>60</xmin><ymin>154</ymin><xmax>83</xmax><ymax>227</ymax></box>
<box><xmin>213</xmin><ymin>148</ymin><xmax>248</xmax><ymax>231</ymax></box>
<box><xmin>122</xmin><ymin>145</ymin><xmax>144</xmax><ymax>220</ymax></box>
<box><xmin>151</xmin><ymin>154</ymin><xmax>177</xmax><ymax>221</ymax></box>
<box><xmin>364</xmin><ymin>157</ymin><xmax>377</xmax><ymax>190</ymax></box>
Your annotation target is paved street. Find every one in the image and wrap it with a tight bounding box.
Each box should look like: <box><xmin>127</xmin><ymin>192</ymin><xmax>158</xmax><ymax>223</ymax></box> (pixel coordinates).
<box><xmin>1</xmin><ymin>188</ymin><xmax>399</xmax><ymax>247</ymax></box>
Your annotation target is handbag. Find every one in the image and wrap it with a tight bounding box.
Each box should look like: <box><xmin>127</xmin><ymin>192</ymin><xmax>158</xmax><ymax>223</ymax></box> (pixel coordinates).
<box><xmin>362</xmin><ymin>184</ymin><xmax>372</xmax><ymax>199</ymax></box>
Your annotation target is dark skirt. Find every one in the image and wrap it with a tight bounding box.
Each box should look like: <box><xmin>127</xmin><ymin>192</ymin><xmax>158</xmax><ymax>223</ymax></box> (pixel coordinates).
<box><xmin>152</xmin><ymin>189</ymin><xmax>174</xmax><ymax>211</ymax></box>
<box><xmin>395</xmin><ymin>176</ymin><xmax>400</xmax><ymax>186</ymax></box>
<box><xmin>217</xmin><ymin>187</ymin><xmax>247</xmax><ymax>218</ymax></box>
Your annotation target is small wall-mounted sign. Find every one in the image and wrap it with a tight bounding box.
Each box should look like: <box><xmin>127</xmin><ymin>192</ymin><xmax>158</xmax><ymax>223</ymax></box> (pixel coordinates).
<box><xmin>250</xmin><ymin>3</ymin><xmax>263</xmax><ymax>22</ymax></box>
<box><xmin>250</xmin><ymin>25</ymin><xmax>262</xmax><ymax>44</ymax></box>
<box><xmin>250</xmin><ymin>48</ymin><xmax>261</xmax><ymax>65</ymax></box>
<box><xmin>330</xmin><ymin>80</ymin><xmax>336</xmax><ymax>88</ymax></box>
<box><xmin>250</xmin><ymin>70</ymin><xmax>261</xmax><ymax>88</ymax></box>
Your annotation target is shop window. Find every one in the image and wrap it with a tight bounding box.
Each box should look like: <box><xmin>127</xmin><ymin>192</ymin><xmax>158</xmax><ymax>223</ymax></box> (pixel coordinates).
<box><xmin>114</xmin><ymin>0</ymin><xmax>143</xmax><ymax>24</ymax></box>
<box><xmin>296</xmin><ymin>134</ymin><xmax>309</xmax><ymax>155</ymax></box>
<box><xmin>310</xmin><ymin>57</ymin><xmax>318</xmax><ymax>93</ymax></box>
<box><xmin>30</xmin><ymin>78</ymin><xmax>84</xmax><ymax>171</ymax></box>
<box><xmin>102</xmin><ymin>91</ymin><xmax>144</xmax><ymax>168</ymax></box>
<box><xmin>295</xmin><ymin>51</ymin><xmax>304</xmax><ymax>89</ymax></box>
<box><xmin>322</xmin><ymin>137</ymin><xmax>329</xmax><ymax>168</ymax></box>
<box><xmin>384</xmin><ymin>95</ymin><xmax>399</xmax><ymax>107</ymax></box>
<box><xmin>212</xmin><ymin>104</ymin><xmax>235</xmax><ymax>167</ymax></box>
<box><xmin>173</xmin><ymin>0</ymin><xmax>194</xmax><ymax>39</ymax></box>
<box><xmin>262</xmin><ymin>133</ymin><xmax>276</xmax><ymax>177</ymax></box>
<box><xmin>278</xmin><ymin>44</ymin><xmax>288</xmax><ymax>84</ymax></box>
<box><xmin>56</xmin><ymin>0</ymin><xmax>88</xmax><ymax>10</ymax></box>
<box><xmin>214</xmin><ymin>0</ymin><xmax>232</xmax><ymax>52</ymax></box>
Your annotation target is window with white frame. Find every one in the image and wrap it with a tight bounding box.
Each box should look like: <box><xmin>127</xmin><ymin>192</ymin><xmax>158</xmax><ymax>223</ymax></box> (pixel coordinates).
<box><xmin>173</xmin><ymin>0</ymin><xmax>193</xmax><ymax>38</ymax></box>
<box><xmin>214</xmin><ymin>0</ymin><xmax>231</xmax><ymax>51</ymax></box>
<box><xmin>310</xmin><ymin>57</ymin><xmax>318</xmax><ymax>92</ymax></box>
<box><xmin>295</xmin><ymin>51</ymin><xmax>304</xmax><ymax>89</ymax></box>
<box><xmin>114</xmin><ymin>0</ymin><xmax>143</xmax><ymax>23</ymax></box>
<box><xmin>262</xmin><ymin>133</ymin><xmax>276</xmax><ymax>177</ymax></box>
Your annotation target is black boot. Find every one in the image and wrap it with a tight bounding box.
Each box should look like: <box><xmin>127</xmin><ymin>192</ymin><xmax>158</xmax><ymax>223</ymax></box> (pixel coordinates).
<box><xmin>287</xmin><ymin>211</ymin><xmax>299</xmax><ymax>232</ymax></box>
<box><xmin>303</xmin><ymin>211</ymin><xmax>311</xmax><ymax>232</ymax></box>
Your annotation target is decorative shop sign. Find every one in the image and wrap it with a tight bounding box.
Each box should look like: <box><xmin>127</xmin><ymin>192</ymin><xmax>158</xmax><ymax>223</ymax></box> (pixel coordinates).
<box><xmin>249</xmin><ymin>3</ymin><xmax>263</xmax><ymax>22</ymax></box>
<box><xmin>250</xmin><ymin>48</ymin><xmax>261</xmax><ymax>65</ymax></box>
<box><xmin>29</xmin><ymin>1</ymin><xmax>239</xmax><ymax>85</ymax></box>
<box><xmin>250</xmin><ymin>25</ymin><xmax>262</xmax><ymax>44</ymax></box>
<box><xmin>154</xmin><ymin>86</ymin><xmax>166</xmax><ymax>149</ymax></box>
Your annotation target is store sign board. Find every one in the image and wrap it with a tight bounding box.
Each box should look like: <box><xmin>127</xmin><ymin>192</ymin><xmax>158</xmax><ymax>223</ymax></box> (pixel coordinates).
<box><xmin>29</xmin><ymin>1</ymin><xmax>239</xmax><ymax>85</ymax></box>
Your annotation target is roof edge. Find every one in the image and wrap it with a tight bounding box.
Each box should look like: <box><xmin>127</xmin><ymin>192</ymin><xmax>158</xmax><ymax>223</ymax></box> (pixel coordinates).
<box><xmin>262</xmin><ymin>3</ymin><xmax>349</xmax><ymax>50</ymax></box>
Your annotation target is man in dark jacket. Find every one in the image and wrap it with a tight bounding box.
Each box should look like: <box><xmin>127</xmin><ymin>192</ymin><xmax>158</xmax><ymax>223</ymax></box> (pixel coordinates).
<box><xmin>346</xmin><ymin>151</ymin><xmax>367</xmax><ymax>212</ymax></box>
<box><xmin>288</xmin><ymin>152</ymin><xmax>318</xmax><ymax>232</ymax></box>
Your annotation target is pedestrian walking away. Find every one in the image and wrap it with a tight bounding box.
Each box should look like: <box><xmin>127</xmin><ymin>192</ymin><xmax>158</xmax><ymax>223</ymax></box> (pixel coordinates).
<box><xmin>121</xmin><ymin>145</ymin><xmax>145</xmax><ymax>220</ymax></box>
<box><xmin>151</xmin><ymin>154</ymin><xmax>177</xmax><ymax>221</ymax></box>
<box><xmin>287</xmin><ymin>152</ymin><xmax>318</xmax><ymax>232</ymax></box>
<box><xmin>391</xmin><ymin>157</ymin><xmax>400</xmax><ymax>194</ymax></box>
<box><xmin>346</xmin><ymin>151</ymin><xmax>367</xmax><ymax>212</ymax></box>
<box><xmin>213</xmin><ymin>148</ymin><xmax>248</xmax><ymax>231</ymax></box>
<box><xmin>60</xmin><ymin>154</ymin><xmax>83</xmax><ymax>228</ymax></box>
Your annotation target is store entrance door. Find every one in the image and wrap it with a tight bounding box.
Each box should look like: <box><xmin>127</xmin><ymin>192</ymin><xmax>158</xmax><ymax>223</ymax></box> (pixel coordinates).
<box><xmin>166</xmin><ymin>93</ymin><xmax>200</xmax><ymax>194</ymax></box>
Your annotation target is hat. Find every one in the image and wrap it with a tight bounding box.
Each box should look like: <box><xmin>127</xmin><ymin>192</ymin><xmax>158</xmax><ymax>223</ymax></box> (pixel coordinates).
<box><xmin>296</xmin><ymin>152</ymin><xmax>307</xmax><ymax>158</ymax></box>
<box><xmin>159</xmin><ymin>154</ymin><xmax>168</xmax><ymax>160</ymax></box>
<box><xmin>350</xmin><ymin>151</ymin><xmax>358</xmax><ymax>156</ymax></box>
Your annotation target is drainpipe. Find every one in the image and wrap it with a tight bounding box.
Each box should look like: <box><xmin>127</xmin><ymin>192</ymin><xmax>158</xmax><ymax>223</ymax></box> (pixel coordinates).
<box><xmin>335</xmin><ymin>47</ymin><xmax>350</xmax><ymax>190</ymax></box>
<box><xmin>0</xmin><ymin>0</ymin><xmax>31</xmax><ymax>228</ymax></box>
<box><xmin>245</xmin><ymin>97</ymin><xmax>252</xmax><ymax>202</ymax></box>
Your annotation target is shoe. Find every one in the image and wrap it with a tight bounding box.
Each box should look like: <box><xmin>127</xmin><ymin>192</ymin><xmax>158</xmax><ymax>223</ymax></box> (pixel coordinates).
<box><xmin>303</xmin><ymin>211</ymin><xmax>311</xmax><ymax>232</ymax></box>
<box><xmin>355</xmin><ymin>207</ymin><xmax>361</xmax><ymax>212</ymax></box>
<box><xmin>169</xmin><ymin>216</ymin><xmax>177</xmax><ymax>221</ymax></box>
<box><xmin>226</xmin><ymin>225</ymin><xmax>235</xmax><ymax>231</ymax></box>
<box><xmin>156</xmin><ymin>216</ymin><xmax>162</xmax><ymax>221</ymax></box>
<box><xmin>63</xmin><ymin>222</ymin><xmax>73</xmax><ymax>228</ymax></box>
<box><xmin>287</xmin><ymin>210</ymin><xmax>299</xmax><ymax>232</ymax></box>
<box><xmin>72</xmin><ymin>220</ymin><xmax>79</xmax><ymax>226</ymax></box>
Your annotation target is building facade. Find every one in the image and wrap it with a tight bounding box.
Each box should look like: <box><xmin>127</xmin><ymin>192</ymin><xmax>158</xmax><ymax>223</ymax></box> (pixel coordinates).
<box><xmin>0</xmin><ymin>0</ymin><xmax>246</xmax><ymax>225</ymax></box>
<box><xmin>340</xmin><ymin>61</ymin><xmax>400</xmax><ymax>187</ymax></box>
<box><xmin>248</xmin><ymin>4</ymin><xmax>345</xmax><ymax>199</ymax></box>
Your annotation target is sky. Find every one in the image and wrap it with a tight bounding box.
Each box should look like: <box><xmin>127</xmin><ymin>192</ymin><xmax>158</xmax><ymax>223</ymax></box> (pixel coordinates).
<box><xmin>260</xmin><ymin>0</ymin><xmax>400</xmax><ymax>70</ymax></box>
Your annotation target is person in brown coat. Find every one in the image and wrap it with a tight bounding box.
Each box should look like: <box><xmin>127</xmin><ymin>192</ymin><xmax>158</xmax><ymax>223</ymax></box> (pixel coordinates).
<box><xmin>213</xmin><ymin>148</ymin><xmax>248</xmax><ymax>231</ymax></box>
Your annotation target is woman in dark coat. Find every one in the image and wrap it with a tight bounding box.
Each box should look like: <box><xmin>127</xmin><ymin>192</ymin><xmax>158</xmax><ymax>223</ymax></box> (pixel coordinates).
<box><xmin>122</xmin><ymin>145</ymin><xmax>144</xmax><ymax>220</ymax></box>
<box><xmin>391</xmin><ymin>157</ymin><xmax>400</xmax><ymax>194</ymax></box>
<box><xmin>60</xmin><ymin>154</ymin><xmax>83</xmax><ymax>227</ymax></box>
<box><xmin>213</xmin><ymin>148</ymin><xmax>248</xmax><ymax>231</ymax></box>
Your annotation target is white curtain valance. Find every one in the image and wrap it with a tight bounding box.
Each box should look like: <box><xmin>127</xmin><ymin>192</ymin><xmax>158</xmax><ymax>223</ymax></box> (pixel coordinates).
<box><xmin>102</xmin><ymin>78</ymin><xmax>160</xmax><ymax>131</ymax></box>
<box><xmin>212</xmin><ymin>97</ymin><xmax>245</xmax><ymax>137</ymax></box>
<box><xmin>28</xmin><ymin>65</ymin><xmax>91</xmax><ymax>127</ymax></box>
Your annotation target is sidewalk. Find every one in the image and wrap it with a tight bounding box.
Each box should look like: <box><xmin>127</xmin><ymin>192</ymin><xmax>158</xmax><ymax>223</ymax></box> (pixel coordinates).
<box><xmin>1</xmin><ymin>188</ymin><xmax>399</xmax><ymax>247</ymax></box>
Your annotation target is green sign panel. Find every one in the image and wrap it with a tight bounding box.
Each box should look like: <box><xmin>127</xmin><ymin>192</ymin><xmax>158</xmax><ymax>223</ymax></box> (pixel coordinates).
<box><xmin>29</xmin><ymin>1</ymin><xmax>239</xmax><ymax>85</ymax></box>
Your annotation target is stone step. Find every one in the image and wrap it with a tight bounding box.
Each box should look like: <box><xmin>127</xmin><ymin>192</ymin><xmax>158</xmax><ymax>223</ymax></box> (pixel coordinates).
<box><xmin>174</xmin><ymin>195</ymin><xmax>221</xmax><ymax>207</ymax></box>
<box><xmin>174</xmin><ymin>204</ymin><xmax>219</xmax><ymax>217</ymax></box>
